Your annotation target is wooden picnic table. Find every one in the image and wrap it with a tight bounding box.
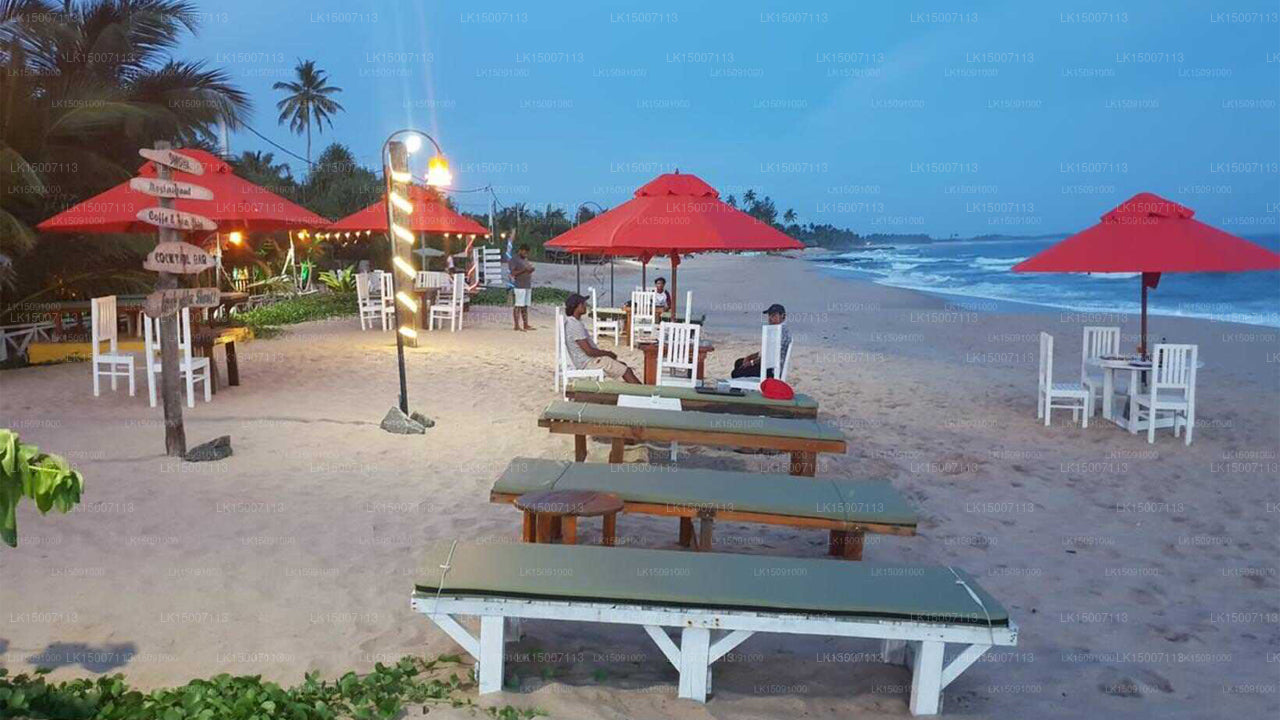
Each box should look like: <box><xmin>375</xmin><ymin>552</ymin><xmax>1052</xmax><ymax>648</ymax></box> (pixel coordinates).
<box><xmin>635</xmin><ymin>340</ymin><xmax>714</xmax><ymax>385</ymax></box>
<box><xmin>539</xmin><ymin>400</ymin><xmax>847</xmax><ymax>476</ymax></box>
<box><xmin>566</xmin><ymin>379</ymin><xmax>818</xmax><ymax>419</ymax></box>
<box><xmin>514</xmin><ymin>489</ymin><xmax>623</xmax><ymax>546</ymax></box>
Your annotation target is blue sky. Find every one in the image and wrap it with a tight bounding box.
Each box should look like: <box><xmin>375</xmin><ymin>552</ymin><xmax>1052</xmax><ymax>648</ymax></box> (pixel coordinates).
<box><xmin>180</xmin><ymin>0</ymin><xmax>1279</xmax><ymax>235</ymax></box>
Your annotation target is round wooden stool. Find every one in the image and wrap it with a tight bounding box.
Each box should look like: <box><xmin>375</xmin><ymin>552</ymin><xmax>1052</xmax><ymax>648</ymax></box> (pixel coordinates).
<box><xmin>514</xmin><ymin>490</ymin><xmax>624</xmax><ymax>546</ymax></box>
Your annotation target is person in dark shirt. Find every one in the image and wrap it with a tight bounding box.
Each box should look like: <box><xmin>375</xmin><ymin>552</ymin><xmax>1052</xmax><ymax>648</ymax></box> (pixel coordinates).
<box><xmin>509</xmin><ymin>244</ymin><xmax>535</xmax><ymax>331</ymax></box>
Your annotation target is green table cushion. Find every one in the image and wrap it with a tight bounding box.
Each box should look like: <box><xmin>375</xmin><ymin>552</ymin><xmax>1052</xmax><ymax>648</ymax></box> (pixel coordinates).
<box><xmin>567</xmin><ymin>379</ymin><xmax>818</xmax><ymax>410</ymax></box>
<box><xmin>415</xmin><ymin>541</ymin><xmax>1008</xmax><ymax>625</ymax></box>
<box><xmin>541</xmin><ymin>401</ymin><xmax>845</xmax><ymax>443</ymax></box>
<box><xmin>492</xmin><ymin>459</ymin><xmax>916</xmax><ymax>527</ymax></box>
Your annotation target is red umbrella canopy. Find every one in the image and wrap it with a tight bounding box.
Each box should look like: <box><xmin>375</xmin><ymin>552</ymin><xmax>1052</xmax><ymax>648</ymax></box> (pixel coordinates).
<box><xmin>1012</xmin><ymin>192</ymin><xmax>1280</xmax><ymax>273</ymax></box>
<box><xmin>37</xmin><ymin>149</ymin><xmax>329</xmax><ymax>234</ymax></box>
<box><xmin>327</xmin><ymin>185</ymin><xmax>489</xmax><ymax>235</ymax></box>
<box><xmin>545</xmin><ymin>171</ymin><xmax>803</xmax><ymax>260</ymax></box>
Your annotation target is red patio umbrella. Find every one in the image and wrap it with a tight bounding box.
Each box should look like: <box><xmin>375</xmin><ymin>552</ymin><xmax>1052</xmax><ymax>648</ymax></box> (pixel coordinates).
<box><xmin>37</xmin><ymin>149</ymin><xmax>329</xmax><ymax>234</ymax></box>
<box><xmin>1013</xmin><ymin>192</ymin><xmax>1280</xmax><ymax>355</ymax></box>
<box><xmin>327</xmin><ymin>185</ymin><xmax>489</xmax><ymax>236</ymax></box>
<box><xmin>546</xmin><ymin>171</ymin><xmax>803</xmax><ymax>316</ymax></box>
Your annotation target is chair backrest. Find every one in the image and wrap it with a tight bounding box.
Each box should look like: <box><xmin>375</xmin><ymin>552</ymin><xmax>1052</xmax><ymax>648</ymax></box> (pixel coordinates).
<box><xmin>1038</xmin><ymin>331</ymin><xmax>1054</xmax><ymax>392</ymax></box>
<box><xmin>656</xmin><ymin>321</ymin><xmax>701</xmax><ymax>387</ymax></box>
<box><xmin>779</xmin><ymin>336</ymin><xmax>794</xmax><ymax>381</ymax></box>
<box><xmin>450</xmin><ymin>272</ymin><xmax>465</xmax><ymax>311</ymax></box>
<box><xmin>555</xmin><ymin>306</ymin><xmax>578</xmax><ymax>390</ymax></box>
<box><xmin>1081</xmin><ymin>326</ymin><xmax>1121</xmax><ymax>380</ymax></box>
<box><xmin>590</xmin><ymin>287</ymin><xmax>601</xmax><ymax>321</ymax></box>
<box><xmin>759</xmin><ymin>324</ymin><xmax>783</xmax><ymax>380</ymax></box>
<box><xmin>379</xmin><ymin>271</ymin><xmax>394</xmax><ymax>301</ymax></box>
<box><xmin>356</xmin><ymin>272</ymin><xmax>372</xmax><ymax>303</ymax></box>
<box><xmin>90</xmin><ymin>295</ymin><xmax>117</xmax><ymax>353</ymax></box>
<box><xmin>1152</xmin><ymin>344</ymin><xmax>1197</xmax><ymax>394</ymax></box>
<box><xmin>143</xmin><ymin>308</ymin><xmax>195</xmax><ymax>367</ymax></box>
<box><xmin>631</xmin><ymin>290</ymin><xmax>657</xmax><ymax>324</ymax></box>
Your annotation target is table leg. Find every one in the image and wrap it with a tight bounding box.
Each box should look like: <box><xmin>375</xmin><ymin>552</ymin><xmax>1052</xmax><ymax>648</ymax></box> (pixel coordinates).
<box><xmin>521</xmin><ymin>511</ymin><xmax>535</xmax><ymax>542</ymax></box>
<box><xmin>789</xmin><ymin>450</ymin><xmax>817</xmax><ymax>477</ymax></box>
<box><xmin>535</xmin><ymin>514</ymin><xmax>552</xmax><ymax>544</ymax></box>
<box><xmin>549</xmin><ymin>516</ymin><xmax>563</xmax><ymax>542</ymax></box>
<box><xmin>843</xmin><ymin>531</ymin><xmax>864</xmax><ymax>560</ymax></box>
<box><xmin>696</xmin><ymin>351</ymin><xmax>707</xmax><ymax>383</ymax></box>
<box><xmin>225</xmin><ymin>340</ymin><xmax>239</xmax><ymax>386</ymax></box>
<box><xmin>574</xmin><ymin>434</ymin><xmax>588</xmax><ymax>462</ymax></box>
<box><xmin>1102</xmin><ymin>368</ymin><xmax>1113</xmax><ymax>421</ymax></box>
<box><xmin>602</xmin><ymin>513</ymin><xmax>617</xmax><ymax>547</ymax></box>
<box><xmin>608</xmin><ymin>438</ymin><xmax>625</xmax><ymax>463</ymax></box>
<box><xmin>1127</xmin><ymin>369</ymin><xmax>1139</xmax><ymax>433</ymax></box>
<box><xmin>642</xmin><ymin>349</ymin><xmax>657</xmax><ymax>385</ymax></box>
<box><xmin>829</xmin><ymin>530</ymin><xmax>846</xmax><ymax>556</ymax></box>
<box><xmin>561</xmin><ymin>516</ymin><xmax>577</xmax><ymax>545</ymax></box>
<box><xmin>697</xmin><ymin>516</ymin><xmax>714</xmax><ymax>551</ymax></box>
<box><xmin>678</xmin><ymin>517</ymin><xmax>694</xmax><ymax>547</ymax></box>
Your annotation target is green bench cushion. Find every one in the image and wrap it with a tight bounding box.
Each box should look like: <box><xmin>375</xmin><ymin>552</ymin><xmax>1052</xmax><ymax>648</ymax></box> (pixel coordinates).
<box><xmin>415</xmin><ymin>541</ymin><xmax>1008</xmax><ymax>625</ymax></box>
<box><xmin>492</xmin><ymin>458</ymin><xmax>917</xmax><ymax>527</ymax></box>
<box><xmin>567</xmin><ymin>379</ymin><xmax>819</xmax><ymax>410</ymax></box>
<box><xmin>541</xmin><ymin>401</ymin><xmax>845</xmax><ymax>443</ymax></box>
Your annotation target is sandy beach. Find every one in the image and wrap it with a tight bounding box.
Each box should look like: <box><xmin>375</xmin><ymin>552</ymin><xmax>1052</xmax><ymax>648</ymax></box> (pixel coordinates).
<box><xmin>1</xmin><ymin>251</ymin><xmax>1277</xmax><ymax>719</ymax></box>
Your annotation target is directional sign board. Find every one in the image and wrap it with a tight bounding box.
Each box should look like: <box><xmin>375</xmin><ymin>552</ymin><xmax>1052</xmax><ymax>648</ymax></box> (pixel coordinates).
<box><xmin>143</xmin><ymin>241</ymin><xmax>214</xmax><ymax>274</ymax></box>
<box><xmin>138</xmin><ymin>148</ymin><xmax>204</xmax><ymax>176</ymax></box>
<box><xmin>130</xmin><ymin>177</ymin><xmax>213</xmax><ymax>201</ymax></box>
<box><xmin>137</xmin><ymin>206</ymin><xmax>217</xmax><ymax>232</ymax></box>
<box><xmin>144</xmin><ymin>287</ymin><xmax>221</xmax><ymax>318</ymax></box>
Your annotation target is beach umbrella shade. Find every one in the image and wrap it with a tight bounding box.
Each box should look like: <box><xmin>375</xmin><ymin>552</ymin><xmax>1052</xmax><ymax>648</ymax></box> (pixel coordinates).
<box><xmin>37</xmin><ymin>149</ymin><xmax>329</xmax><ymax>234</ymax></box>
<box><xmin>1012</xmin><ymin>192</ymin><xmax>1280</xmax><ymax>355</ymax></box>
<box><xmin>545</xmin><ymin>171</ymin><xmax>803</xmax><ymax>317</ymax></box>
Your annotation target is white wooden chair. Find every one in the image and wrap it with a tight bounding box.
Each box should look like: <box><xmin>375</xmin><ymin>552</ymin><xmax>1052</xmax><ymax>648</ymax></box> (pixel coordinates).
<box><xmin>1134</xmin><ymin>343</ymin><xmax>1197</xmax><ymax>445</ymax></box>
<box><xmin>1037</xmin><ymin>332</ymin><xmax>1089</xmax><ymax>427</ymax></box>
<box><xmin>554</xmin><ymin>306</ymin><xmax>604</xmax><ymax>395</ymax></box>
<box><xmin>590</xmin><ymin>287</ymin><xmax>620</xmax><ymax>346</ymax></box>
<box><xmin>356</xmin><ymin>271</ymin><xmax>388</xmax><ymax>331</ymax></box>
<box><xmin>1081</xmin><ymin>326</ymin><xmax>1121</xmax><ymax>416</ymax></box>
<box><xmin>728</xmin><ymin>324</ymin><xmax>790</xmax><ymax>391</ymax></box>
<box><xmin>656</xmin><ymin>322</ymin><xmax>701</xmax><ymax>388</ymax></box>
<box><xmin>143</xmin><ymin>307</ymin><xmax>210</xmax><ymax>409</ymax></box>
<box><xmin>90</xmin><ymin>296</ymin><xmax>135</xmax><ymax>397</ymax></box>
<box><xmin>683</xmin><ymin>290</ymin><xmax>692</xmax><ymax>323</ymax></box>
<box><xmin>618</xmin><ymin>393</ymin><xmax>683</xmax><ymax>460</ymax></box>
<box><xmin>429</xmin><ymin>272</ymin><xmax>465</xmax><ymax>332</ymax></box>
<box><xmin>629</xmin><ymin>290</ymin><xmax>658</xmax><ymax>348</ymax></box>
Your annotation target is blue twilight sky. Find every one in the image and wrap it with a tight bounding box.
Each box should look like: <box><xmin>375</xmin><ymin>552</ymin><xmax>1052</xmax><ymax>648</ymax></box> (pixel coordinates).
<box><xmin>178</xmin><ymin>0</ymin><xmax>1279</xmax><ymax>236</ymax></box>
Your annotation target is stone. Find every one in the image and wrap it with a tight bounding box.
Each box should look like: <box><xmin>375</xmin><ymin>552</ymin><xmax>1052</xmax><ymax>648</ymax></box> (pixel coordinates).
<box><xmin>184</xmin><ymin>435</ymin><xmax>231</xmax><ymax>462</ymax></box>
<box><xmin>409</xmin><ymin>411</ymin><xmax>435</xmax><ymax>429</ymax></box>
<box><xmin>381</xmin><ymin>407</ymin><xmax>428</xmax><ymax>434</ymax></box>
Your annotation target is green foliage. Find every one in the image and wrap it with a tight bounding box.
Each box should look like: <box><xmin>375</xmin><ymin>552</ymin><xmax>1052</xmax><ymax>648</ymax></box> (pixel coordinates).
<box><xmin>302</xmin><ymin>145</ymin><xmax>382</xmax><ymax>220</ymax></box>
<box><xmin>273</xmin><ymin>60</ymin><xmax>345</xmax><ymax>166</ymax></box>
<box><xmin>228</xmin><ymin>292</ymin><xmax>356</xmax><ymax>333</ymax></box>
<box><xmin>0</xmin><ymin>655</ymin><xmax>544</xmax><ymax>719</ymax></box>
<box><xmin>0</xmin><ymin>429</ymin><xmax>85</xmax><ymax>548</ymax></box>
<box><xmin>469</xmin><ymin>287</ymin><xmax>571</xmax><ymax>307</ymax></box>
<box><xmin>317</xmin><ymin>266</ymin><xmax>357</xmax><ymax>292</ymax></box>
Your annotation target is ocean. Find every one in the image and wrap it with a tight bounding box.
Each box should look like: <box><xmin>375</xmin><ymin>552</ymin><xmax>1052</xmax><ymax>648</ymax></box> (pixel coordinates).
<box><xmin>813</xmin><ymin>236</ymin><xmax>1280</xmax><ymax>328</ymax></box>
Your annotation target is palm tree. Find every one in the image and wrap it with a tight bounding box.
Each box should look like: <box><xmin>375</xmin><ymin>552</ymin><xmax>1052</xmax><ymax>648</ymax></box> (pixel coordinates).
<box><xmin>0</xmin><ymin>0</ymin><xmax>250</xmax><ymax>297</ymax></box>
<box><xmin>783</xmin><ymin>208</ymin><xmax>797</xmax><ymax>224</ymax></box>
<box><xmin>273</xmin><ymin>60</ymin><xmax>344</xmax><ymax>169</ymax></box>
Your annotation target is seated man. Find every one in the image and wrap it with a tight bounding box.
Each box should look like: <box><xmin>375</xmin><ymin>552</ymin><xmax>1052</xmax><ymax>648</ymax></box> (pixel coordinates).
<box><xmin>564</xmin><ymin>293</ymin><xmax>642</xmax><ymax>384</ymax></box>
<box><xmin>652</xmin><ymin>277</ymin><xmax>672</xmax><ymax>319</ymax></box>
<box><xmin>731</xmin><ymin>303</ymin><xmax>791</xmax><ymax>379</ymax></box>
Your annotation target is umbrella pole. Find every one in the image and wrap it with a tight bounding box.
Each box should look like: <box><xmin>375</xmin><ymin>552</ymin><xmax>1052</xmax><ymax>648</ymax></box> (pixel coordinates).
<box><xmin>610</xmin><ymin>259</ymin><xmax>614</xmax><ymax>305</ymax></box>
<box><xmin>1140</xmin><ymin>278</ymin><xmax>1149</xmax><ymax>359</ymax></box>
<box><xmin>575</xmin><ymin>253</ymin><xmax>581</xmax><ymax>294</ymax></box>
<box><xmin>669</xmin><ymin>252</ymin><xmax>678</xmax><ymax>320</ymax></box>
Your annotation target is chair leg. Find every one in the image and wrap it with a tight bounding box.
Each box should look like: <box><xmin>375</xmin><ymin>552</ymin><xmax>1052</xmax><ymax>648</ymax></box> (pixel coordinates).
<box><xmin>1147</xmin><ymin>407</ymin><xmax>1156</xmax><ymax>444</ymax></box>
<box><xmin>203</xmin><ymin>367</ymin><xmax>211</xmax><ymax>402</ymax></box>
<box><xmin>909</xmin><ymin>640</ymin><xmax>945</xmax><ymax>715</ymax></box>
<box><xmin>127</xmin><ymin>360</ymin><xmax>136</xmax><ymax>397</ymax></box>
<box><xmin>477</xmin><ymin>616</ymin><xmax>505</xmax><ymax>694</ymax></box>
<box><xmin>186</xmin><ymin>368</ymin><xmax>195</xmax><ymax>408</ymax></box>
<box><xmin>677</xmin><ymin>627</ymin><xmax>711</xmax><ymax>702</ymax></box>
<box><xmin>1043</xmin><ymin>399</ymin><xmax>1051</xmax><ymax>426</ymax></box>
<box><xmin>93</xmin><ymin>362</ymin><xmax>101</xmax><ymax>397</ymax></box>
<box><xmin>147</xmin><ymin>367</ymin><xmax>158</xmax><ymax>407</ymax></box>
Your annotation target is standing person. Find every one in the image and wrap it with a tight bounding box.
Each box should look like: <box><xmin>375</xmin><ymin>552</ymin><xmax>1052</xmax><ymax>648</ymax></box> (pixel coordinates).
<box><xmin>731</xmin><ymin>303</ymin><xmax>791</xmax><ymax>379</ymax></box>
<box><xmin>563</xmin><ymin>293</ymin><xmax>641</xmax><ymax>383</ymax></box>
<box><xmin>509</xmin><ymin>244</ymin><xmax>535</xmax><ymax>331</ymax></box>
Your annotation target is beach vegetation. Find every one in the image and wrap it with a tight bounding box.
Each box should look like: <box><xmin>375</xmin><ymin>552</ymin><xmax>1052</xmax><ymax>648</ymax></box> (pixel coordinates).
<box><xmin>226</xmin><ymin>291</ymin><xmax>356</xmax><ymax>333</ymax></box>
<box><xmin>0</xmin><ymin>429</ymin><xmax>85</xmax><ymax>548</ymax></box>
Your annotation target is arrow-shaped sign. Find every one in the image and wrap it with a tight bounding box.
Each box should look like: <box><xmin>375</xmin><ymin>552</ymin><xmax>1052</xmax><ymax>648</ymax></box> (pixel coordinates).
<box><xmin>144</xmin><ymin>287</ymin><xmax>222</xmax><ymax>318</ymax></box>
<box><xmin>130</xmin><ymin>177</ymin><xmax>213</xmax><ymax>201</ymax></box>
<box><xmin>137</xmin><ymin>207</ymin><xmax>217</xmax><ymax>232</ymax></box>
<box><xmin>143</xmin><ymin>241</ymin><xmax>215</xmax><ymax>274</ymax></box>
<box><xmin>139</xmin><ymin>148</ymin><xmax>204</xmax><ymax>176</ymax></box>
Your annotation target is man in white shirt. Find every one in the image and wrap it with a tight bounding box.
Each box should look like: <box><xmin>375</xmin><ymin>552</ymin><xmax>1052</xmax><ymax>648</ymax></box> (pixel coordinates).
<box><xmin>563</xmin><ymin>293</ymin><xmax>641</xmax><ymax>383</ymax></box>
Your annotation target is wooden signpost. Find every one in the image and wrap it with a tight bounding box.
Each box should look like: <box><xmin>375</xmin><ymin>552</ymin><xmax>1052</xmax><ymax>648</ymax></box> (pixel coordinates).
<box><xmin>130</xmin><ymin>177</ymin><xmax>214</xmax><ymax>201</ymax></box>
<box><xmin>140</xmin><ymin>142</ymin><xmax>215</xmax><ymax>457</ymax></box>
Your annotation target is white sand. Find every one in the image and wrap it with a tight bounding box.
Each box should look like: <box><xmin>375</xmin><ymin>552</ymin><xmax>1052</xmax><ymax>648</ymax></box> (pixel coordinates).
<box><xmin>1</xmin><ymin>252</ymin><xmax>1277</xmax><ymax>718</ymax></box>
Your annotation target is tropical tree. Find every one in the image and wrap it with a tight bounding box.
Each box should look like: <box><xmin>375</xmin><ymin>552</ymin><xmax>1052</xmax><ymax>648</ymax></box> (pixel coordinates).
<box><xmin>273</xmin><ymin>59</ymin><xmax>344</xmax><ymax>169</ymax></box>
<box><xmin>0</xmin><ymin>0</ymin><xmax>250</xmax><ymax>300</ymax></box>
<box><xmin>301</xmin><ymin>143</ymin><xmax>380</xmax><ymax>220</ymax></box>
<box><xmin>783</xmin><ymin>208</ymin><xmax>797</xmax><ymax>224</ymax></box>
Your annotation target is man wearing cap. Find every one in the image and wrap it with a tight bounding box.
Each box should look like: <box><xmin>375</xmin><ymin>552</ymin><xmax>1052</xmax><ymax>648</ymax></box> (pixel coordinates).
<box><xmin>563</xmin><ymin>293</ymin><xmax>642</xmax><ymax>383</ymax></box>
<box><xmin>731</xmin><ymin>303</ymin><xmax>791</xmax><ymax>379</ymax></box>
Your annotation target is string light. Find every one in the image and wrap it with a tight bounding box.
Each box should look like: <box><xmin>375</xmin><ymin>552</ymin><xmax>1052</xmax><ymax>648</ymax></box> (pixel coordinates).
<box><xmin>392</xmin><ymin>255</ymin><xmax>416</xmax><ymax>278</ymax></box>
<box><xmin>389</xmin><ymin>191</ymin><xmax>413</xmax><ymax>214</ymax></box>
<box><xmin>392</xmin><ymin>224</ymin><xmax>415</xmax><ymax>244</ymax></box>
<box><xmin>398</xmin><ymin>326</ymin><xmax>418</xmax><ymax>339</ymax></box>
<box><xmin>396</xmin><ymin>291</ymin><xmax>419</xmax><ymax>313</ymax></box>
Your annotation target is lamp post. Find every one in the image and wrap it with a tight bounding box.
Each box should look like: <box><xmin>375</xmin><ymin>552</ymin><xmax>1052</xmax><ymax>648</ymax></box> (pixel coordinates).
<box><xmin>574</xmin><ymin>201</ymin><xmax>604</xmax><ymax>297</ymax></box>
<box><xmin>381</xmin><ymin>129</ymin><xmax>452</xmax><ymax>415</ymax></box>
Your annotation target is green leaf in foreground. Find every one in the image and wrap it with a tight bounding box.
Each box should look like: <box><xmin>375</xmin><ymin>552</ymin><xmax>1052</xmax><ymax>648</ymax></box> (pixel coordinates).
<box><xmin>0</xmin><ymin>654</ymin><xmax>544</xmax><ymax>719</ymax></box>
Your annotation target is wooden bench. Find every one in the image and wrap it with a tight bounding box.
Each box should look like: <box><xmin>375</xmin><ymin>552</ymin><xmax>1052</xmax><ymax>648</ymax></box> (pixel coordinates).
<box><xmin>566</xmin><ymin>378</ymin><xmax>819</xmax><ymax>419</ymax></box>
<box><xmin>490</xmin><ymin>458</ymin><xmax>915</xmax><ymax>559</ymax></box>
<box><xmin>413</xmin><ymin>541</ymin><xmax>1017</xmax><ymax>715</ymax></box>
<box><xmin>537</xmin><ymin>400</ymin><xmax>846</xmax><ymax>476</ymax></box>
